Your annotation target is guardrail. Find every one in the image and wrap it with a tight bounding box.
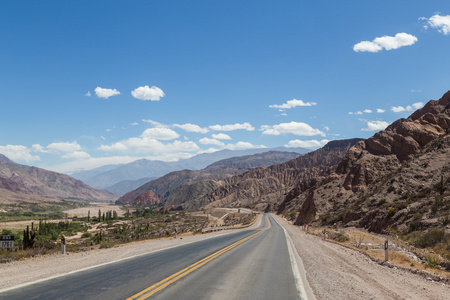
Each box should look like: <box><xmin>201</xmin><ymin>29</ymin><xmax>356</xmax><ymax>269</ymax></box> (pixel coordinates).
<box><xmin>201</xmin><ymin>215</ymin><xmax>258</xmax><ymax>234</ymax></box>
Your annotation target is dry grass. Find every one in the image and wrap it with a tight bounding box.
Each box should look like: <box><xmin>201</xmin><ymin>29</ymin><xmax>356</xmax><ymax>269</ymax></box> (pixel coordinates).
<box><xmin>305</xmin><ymin>226</ymin><xmax>450</xmax><ymax>279</ymax></box>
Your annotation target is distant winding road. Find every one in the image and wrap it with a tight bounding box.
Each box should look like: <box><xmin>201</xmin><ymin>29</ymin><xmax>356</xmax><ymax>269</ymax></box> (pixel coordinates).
<box><xmin>1</xmin><ymin>214</ymin><xmax>306</xmax><ymax>300</ymax></box>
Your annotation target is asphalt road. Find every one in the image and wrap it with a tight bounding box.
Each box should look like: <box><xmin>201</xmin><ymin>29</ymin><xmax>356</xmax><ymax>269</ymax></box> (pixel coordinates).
<box><xmin>1</xmin><ymin>214</ymin><xmax>302</xmax><ymax>300</ymax></box>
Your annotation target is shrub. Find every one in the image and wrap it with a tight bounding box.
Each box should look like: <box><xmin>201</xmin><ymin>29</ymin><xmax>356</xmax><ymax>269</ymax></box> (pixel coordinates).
<box><xmin>336</xmin><ymin>230</ymin><xmax>349</xmax><ymax>242</ymax></box>
<box><xmin>386</xmin><ymin>207</ymin><xmax>396</xmax><ymax>218</ymax></box>
<box><xmin>425</xmin><ymin>255</ymin><xmax>439</xmax><ymax>268</ymax></box>
<box><xmin>81</xmin><ymin>232</ymin><xmax>92</xmax><ymax>238</ymax></box>
<box><xmin>416</xmin><ymin>228</ymin><xmax>445</xmax><ymax>248</ymax></box>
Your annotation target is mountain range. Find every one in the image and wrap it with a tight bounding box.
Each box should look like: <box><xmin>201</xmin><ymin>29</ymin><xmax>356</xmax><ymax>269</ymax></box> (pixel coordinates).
<box><xmin>116</xmin><ymin>150</ymin><xmax>303</xmax><ymax>205</ymax></box>
<box><xmin>70</xmin><ymin>147</ymin><xmax>309</xmax><ymax>190</ymax></box>
<box><xmin>0</xmin><ymin>154</ymin><xmax>116</xmax><ymax>203</ymax></box>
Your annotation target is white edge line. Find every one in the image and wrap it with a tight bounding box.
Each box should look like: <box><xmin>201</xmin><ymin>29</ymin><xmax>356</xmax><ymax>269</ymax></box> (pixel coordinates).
<box><xmin>272</xmin><ymin>215</ymin><xmax>310</xmax><ymax>300</ymax></box>
<box><xmin>0</xmin><ymin>221</ymin><xmax>261</xmax><ymax>295</ymax></box>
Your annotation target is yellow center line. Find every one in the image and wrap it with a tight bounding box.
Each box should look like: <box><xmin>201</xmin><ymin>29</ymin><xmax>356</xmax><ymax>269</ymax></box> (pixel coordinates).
<box><xmin>127</xmin><ymin>215</ymin><xmax>271</xmax><ymax>300</ymax></box>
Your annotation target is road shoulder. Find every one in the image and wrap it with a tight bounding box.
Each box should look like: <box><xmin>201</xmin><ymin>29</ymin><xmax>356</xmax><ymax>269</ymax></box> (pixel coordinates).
<box><xmin>272</xmin><ymin>214</ymin><xmax>449</xmax><ymax>300</ymax></box>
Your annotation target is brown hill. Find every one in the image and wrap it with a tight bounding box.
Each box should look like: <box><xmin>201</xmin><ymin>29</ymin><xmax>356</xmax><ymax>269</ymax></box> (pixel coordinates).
<box><xmin>202</xmin><ymin>139</ymin><xmax>362</xmax><ymax>211</ymax></box>
<box><xmin>279</xmin><ymin>91</ymin><xmax>450</xmax><ymax>233</ymax></box>
<box><xmin>0</xmin><ymin>154</ymin><xmax>116</xmax><ymax>203</ymax></box>
<box><xmin>116</xmin><ymin>151</ymin><xmax>302</xmax><ymax>206</ymax></box>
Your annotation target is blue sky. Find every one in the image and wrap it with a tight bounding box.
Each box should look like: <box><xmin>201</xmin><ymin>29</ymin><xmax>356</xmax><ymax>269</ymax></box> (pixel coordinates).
<box><xmin>1</xmin><ymin>0</ymin><xmax>450</xmax><ymax>173</ymax></box>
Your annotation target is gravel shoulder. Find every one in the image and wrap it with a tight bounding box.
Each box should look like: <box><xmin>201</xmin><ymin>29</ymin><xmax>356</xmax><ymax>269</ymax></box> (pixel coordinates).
<box><xmin>273</xmin><ymin>214</ymin><xmax>449</xmax><ymax>300</ymax></box>
<box><xmin>0</xmin><ymin>215</ymin><xmax>262</xmax><ymax>292</ymax></box>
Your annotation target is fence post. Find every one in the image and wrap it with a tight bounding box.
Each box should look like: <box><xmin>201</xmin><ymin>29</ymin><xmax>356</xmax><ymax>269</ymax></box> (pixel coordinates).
<box><xmin>384</xmin><ymin>239</ymin><xmax>389</xmax><ymax>262</ymax></box>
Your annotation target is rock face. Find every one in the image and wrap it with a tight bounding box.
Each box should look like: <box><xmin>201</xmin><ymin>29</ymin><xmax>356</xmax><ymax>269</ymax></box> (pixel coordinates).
<box><xmin>116</xmin><ymin>151</ymin><xmax>302</xmax><ymax>207</ymax></box>
<box><xmin>278</xmin><ymin>91</ymin><xmax>450</xmax><ymax>233</ymax></box>
<box><xmin>130</xmin><ymin>190</ymin><xmax>161</xmax><ymax>206</ymax></box>
<box><xmin>0</xmin><ymin>154</ymin><xmax>116</xmax><ymax>202</ymax></box>
<box><xmin>202</xmin><ymin>139</ymin><xmax>362</xmax><ymax>211</ymax></box>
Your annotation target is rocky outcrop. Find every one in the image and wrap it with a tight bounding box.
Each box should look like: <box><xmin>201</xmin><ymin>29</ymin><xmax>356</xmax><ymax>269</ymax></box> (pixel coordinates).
<box><xmin>279</xmin><ymin>91</ymin><xmax>450</xmax><ymax>233</ymax></box>
<box><xmin>130</xmin><ymin>190</ymin><xmax>161</xmax><ymax>206</ymax></box>
<box><xmin>336</xmin><ymin>91</ymin><xmax>450</xmax><ymax>193</ymax></box>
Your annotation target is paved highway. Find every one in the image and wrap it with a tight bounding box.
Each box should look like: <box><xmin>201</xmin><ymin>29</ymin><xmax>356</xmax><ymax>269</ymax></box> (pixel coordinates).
<box><xmin>1</xmin><ymin>214</ymin><xmax>305</xmax><ymax>300</ymax></box>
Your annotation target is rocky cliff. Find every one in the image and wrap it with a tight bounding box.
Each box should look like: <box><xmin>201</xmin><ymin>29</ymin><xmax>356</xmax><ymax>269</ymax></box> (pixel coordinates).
<box><xmin>279</xmin><ymin>91</ymin><xmax>450</xmax><ymax>233</ymax></box>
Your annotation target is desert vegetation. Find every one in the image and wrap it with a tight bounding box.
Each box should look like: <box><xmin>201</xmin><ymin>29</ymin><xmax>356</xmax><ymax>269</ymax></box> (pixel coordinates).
<box><xmin>0</xmin><ymin>206</ymin><xmax>254</xmax><ymax>263</ymax></box>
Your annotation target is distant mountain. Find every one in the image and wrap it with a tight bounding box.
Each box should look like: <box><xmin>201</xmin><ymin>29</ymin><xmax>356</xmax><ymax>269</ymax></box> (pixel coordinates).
<box><xmin>116</xmin><ymin>151</ymin><xmax>303</xmax><ymax>206</ymax></box>
<box><xmin>105</xmin><ymin>177</ymin><xmax>155</xmax><ymax>196</ymax></box>
<box><xmin>72</xmin><ymin>147</ymin><xmax>309</xmax><ymax>189</ymax></box>
<box><xmin>0</xmin><ymin>154</ymin><xmax>116</xmax><ymax>203</ymax></box>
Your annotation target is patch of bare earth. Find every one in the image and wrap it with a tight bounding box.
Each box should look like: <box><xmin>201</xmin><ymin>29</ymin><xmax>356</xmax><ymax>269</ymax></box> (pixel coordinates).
<box><xmin>274</xmin><ymin>215</ymin><xmax>449</xmax><ymax>300</ymax></box>
<box><xmin>63</xmin><ymin>203</ymin><xmax>125</xmax><ymax>218</ymax></box>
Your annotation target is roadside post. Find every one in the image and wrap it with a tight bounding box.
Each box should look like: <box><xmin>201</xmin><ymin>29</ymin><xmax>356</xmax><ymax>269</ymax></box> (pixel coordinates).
<box><xmin>61</xmin><ymin>234</ymin><xmax>66</xmax><ymax>254</ymax></box>
<box><xmin>384</xmin><ymin>239</ymin><xmax>389</xmax><ymax>262</ymax></box>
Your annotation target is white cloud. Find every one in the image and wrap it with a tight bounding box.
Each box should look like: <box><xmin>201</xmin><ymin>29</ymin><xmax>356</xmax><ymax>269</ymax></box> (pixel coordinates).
<box><xmin>142</xmin><ymin>119</ymin><xmax>168</xmax><ymax>127</ymax></box>
<box><xmin>131</xmin><ymin>85</ymin><xmax>165</xmax><ymax>101</ymax></box>
<box><xmin>47</xmin><ymin>142</ymin><xmax>82</xmax><ymax>153</ymax></box>
<box><xmin>348</xmin><ymin>111</ymin><xmax>363</xmax><ymax>115</ymax></box>
<box><xmin>391</xmin><ymin>102</ymin><xmax>424</xmax><ymax>113</ymax></box>
<box><xmin>95</xmin><ymin>87</ymin><xmax>121</xmax><ymax>99</ymax></box>
<box><xmin>424</xmin><ymin>14</ymin><xmax>450</xmax><ymax>35</ymax></box>
<box><xmin>363</xmin><ymin>109</ymin><xmax>372</xmax><ymax>113</ymax></box>
<box><xmin>323</xmin><ymin>126</ymin><xmax>330</xmax><ymax>131</ymax></box>
<box><xmin>141</xmin><ymin>128</ymin><xmax>180</xmax><ymax>140</ymax></box>
<box><xmin>362</xmin><ymin>120</ymin><xmax>390</xmax><ymax>131</ymax></box>
<box><xmin>174</xmin><ymin>123</ymin><xmax>209</xmax><ymax>134</ymax></box>
<box><xmin>131</xmin><ymin>122</ymin><xmax>139</xmax><ymax>126</ymax></box>
<box><xmin>212</xmin><ymin>133</ymin><xmax>232</xmax><ymax>140</ymax></box>
<box><xmin>199</xmin><ymin>138</ymin><xmax>224</xmax><ymax>146</ymax></box>
<box><xmin>97</xmin><ymin>142</ymin><xmax>128</xmax><ymax>152</ymax></box>
<box><xmin>269</xmin><ymin>99</ymin><xmax>317</xmax><ymax>110</ymax></box>
<box><xmin>412</xmin><ymin>102</ymin><xmax>424</xmax><ymax>109</ymax></box>
<box><xmin>285</xmin><ymin>139</ymin><xmax>329</xmax><ymax>148</ymax></box>
<box><xmin>209</xmin><ymin>122</ymin><xmax>255</xmax><ymax>131</ymax></box>
<box><xmin>85</xmin><ymin>91</ymin><xmax>91</xmax><ymax>97</ymax></box>
<box><xmin>0</xmin><ymin>145</ymin><xmax>41</xmax><ymax>163</ymax></box>
<box><xmin>353</xmin><ymin>41</ymin><xmax>382</xmax><ymax>53</ymax></box>
<box><xmin>224</xmin><ymin>142</ymin><xmax>266</xmax><ymax>150</ymax></box>
<box><xmin>353</xmin><ymin>33</ymin><xmax>418</xmax><ymax>52</ymax></box>
<box><xmin>377</xmin><ymin>108</ymin><xmax>385</xmax><ymax>113</ymax></box>
<box><xmin>62</xmin><ymin>151</ymin><xmax>91</xmax><ymax>159</ymax></box>
<box><xmin>260</xmin><ymin>121</ymin><xmax>325</xmax><ymax>137</ymax></box>
<box><xmin>32</xmin><ymin>144</ymin><xmax>50</xmax><ymax>153</ymax></box>
<box><xmin>197</xmin><ymin>147</ymin><xmax>220</xmax><ymax>154</ymax></box>
<box><xmin>99</xmin><ymin>138</ymin><xmax>199</xmax><ymax>154</ymax></box>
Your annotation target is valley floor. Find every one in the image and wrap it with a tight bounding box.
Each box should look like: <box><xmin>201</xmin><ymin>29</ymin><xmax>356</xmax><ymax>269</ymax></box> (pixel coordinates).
<box><xmin>0</xmin><ymin>214</ymin><xmax>448</xmax><ymax>299</ymax></box>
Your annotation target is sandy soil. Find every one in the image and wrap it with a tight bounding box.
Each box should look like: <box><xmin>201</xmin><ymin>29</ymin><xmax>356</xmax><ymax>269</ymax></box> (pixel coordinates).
<box><xmin>273</xmin><ymin>215</ymin><xmax>449</xmax><ymax>300</ymax></box>
<box><xmin>63</xmin><ymin>204</ymin><xmax>125</xmax><ymax>217</ymax></box>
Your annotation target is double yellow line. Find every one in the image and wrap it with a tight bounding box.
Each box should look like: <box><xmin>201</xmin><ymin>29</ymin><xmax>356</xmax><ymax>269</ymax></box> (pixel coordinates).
<box><xmin>127</xmin><ymin>215</ymin><xmax>271</xmax><ymax>300</ymax></box>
